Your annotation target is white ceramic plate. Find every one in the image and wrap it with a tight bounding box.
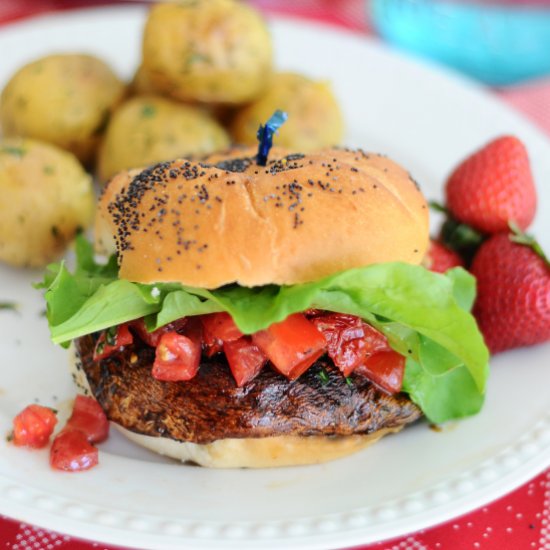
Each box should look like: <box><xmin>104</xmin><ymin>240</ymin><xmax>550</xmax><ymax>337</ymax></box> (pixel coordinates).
<box><xmin>0</xmin><ymin>6</ymin><xmax>549</xmax><ymax>550</ymax></box>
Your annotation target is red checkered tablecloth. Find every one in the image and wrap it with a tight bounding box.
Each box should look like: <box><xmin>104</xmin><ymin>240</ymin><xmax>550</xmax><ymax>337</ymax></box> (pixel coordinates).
<box><xmin>1</xmin><ymin>1</ymin><xmax>549</xmax><ymax>549</ymax></box>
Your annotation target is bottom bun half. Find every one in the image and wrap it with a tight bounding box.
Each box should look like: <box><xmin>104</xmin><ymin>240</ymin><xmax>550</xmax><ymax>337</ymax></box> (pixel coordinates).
<box><xmin>115</xmin><ymin>425</ymin><xmax>401</xmax><ymax>468</ymax></box>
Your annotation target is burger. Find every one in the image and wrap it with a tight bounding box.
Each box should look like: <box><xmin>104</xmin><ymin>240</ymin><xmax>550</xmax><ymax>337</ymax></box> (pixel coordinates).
<box><xmin>39</xmin><ymin>147</ymin><xmax>489</xmax><ymax>468</ymax></box>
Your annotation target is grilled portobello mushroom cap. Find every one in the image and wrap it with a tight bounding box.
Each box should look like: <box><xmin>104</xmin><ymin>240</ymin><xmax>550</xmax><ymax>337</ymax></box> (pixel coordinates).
<box><xmin>74</xmin><ymin>334</ymin><xmax>421</xmax><ymax>445</ymax></box>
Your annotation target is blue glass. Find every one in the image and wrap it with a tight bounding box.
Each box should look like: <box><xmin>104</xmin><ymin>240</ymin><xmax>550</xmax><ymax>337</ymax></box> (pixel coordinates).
<box><xmin>370</xmin><ymin>0</ymin><xmax>550</xmax><ymax>85</ymax></box>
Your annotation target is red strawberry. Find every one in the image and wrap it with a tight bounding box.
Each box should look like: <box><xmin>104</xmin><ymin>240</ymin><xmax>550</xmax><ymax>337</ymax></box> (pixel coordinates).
<box><xmin>446</xmin><ymin>136</ymin><xmax>536</xmax><ymax>234</ymax></box>
<box><xmin>470</xmin><ymin>232</ymin><xmax>550</xmax><ymax>353</ymax></box>
<box><xmin>424</xmin><ymin>239</ymin><xmax>464</xmax><ymax>273</ymax></box>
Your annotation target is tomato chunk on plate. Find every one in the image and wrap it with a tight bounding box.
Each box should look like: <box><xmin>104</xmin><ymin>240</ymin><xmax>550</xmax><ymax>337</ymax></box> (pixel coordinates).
<box><xmin>224</xmin><ymin>337</ymin><xmax>267</xmax><ymax>387</ymax></box>
<box><xmin>50</xmin><ymin>430</ymin><xmax>98</xmax><ymax>472</ymax></box>
<box><xmin>93</xmin><ymin>323</ymin><xmax>133</xmax><ymax>360</ymax></box>
<box><xmin>252</xmin><ymin>313</ymin><xmax>327</xmax><ymax>380</ymax></box>
<box><xmin>152</xmin><ymin>321</ymin><xmax>202</xmax><ymax>381</ymax></box>
<box><xmin>355</xmin><ymin>350</ymin><xmax>406</xmax><ymax>394</ymax></box>
<box><xmin>65</xmin><ymin>395</ymin><xmax>109</xmax><ymax>444</ymax></box>
<box><xmin>12</xmin><ymin>404</ymin><xmax>57</xmax><ymax>449</ymax></box>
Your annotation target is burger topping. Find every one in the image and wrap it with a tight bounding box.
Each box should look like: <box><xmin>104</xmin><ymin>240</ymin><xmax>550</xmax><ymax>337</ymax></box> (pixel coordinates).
<box><xmin>39</xmin><ymin>237</ymin><xmax>489</xmax><ymax>424</ymax></box>
<box><xmin>93</xmin><ymin>323</ymin><xmax>133</xmax><ymax>361</ymax></box>
<box><xmin>94</xmin><ymin>311</ymin><xmax>407</xmax><ymax>394</ymax></box>
<box><xmin>355</xmin><ymin>351</ymin><xmax>406</xmax><ymax>395</ymax></box>
<box><xmin>152</xmin><ymin>320</ymin><xmax>202</xmax><ymax>382</ymax></box>
<box><xmin>201</xmin><ymin>312</ymin><xmax>243</xmax><ymax>344</ymax></box>
<box><xmin>130</xmin><ymin>317</ymin><xmax>188</xmax><ymax>347</ymax></box>
<box><xmin>310</xmin><ymin>313</ymin><xmax>390</xmax><ymax>376</ymax></box>
<box><xmin>223</xmin><ymin>337</ymin><xmax>267</xmax><ymax>387</ymax></box>
<box><xmin>251</xmin><ymin>313</ymin><xmax>327</xmax><ymax>380</ymax></box>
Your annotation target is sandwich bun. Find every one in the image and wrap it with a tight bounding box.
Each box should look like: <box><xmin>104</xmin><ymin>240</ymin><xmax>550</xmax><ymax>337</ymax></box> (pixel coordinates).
<box><xmin>96</xmin><ymin>147</ymin><xmax>429</xmax><ymax>288</ymax></box>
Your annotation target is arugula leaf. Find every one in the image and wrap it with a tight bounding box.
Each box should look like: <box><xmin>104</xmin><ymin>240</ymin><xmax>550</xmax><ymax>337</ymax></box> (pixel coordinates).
<box><xmin>49</xmin><ymin>280</ymin><xmax>167</xmax><ymax>345</ymax></box>
<box><xmin>36</xmin><ymin>237</ymin><xmax>489</xmax><ymax>423</ymax></box>
<box><xmin>155</xmin><ymin>290</ymin><xmax>222</xmax><ymax>327</ymax></box>
<box><xmin>74</xmin><ymin>236</ymin><xmax>118</xmax><ymax>278</ymax></box>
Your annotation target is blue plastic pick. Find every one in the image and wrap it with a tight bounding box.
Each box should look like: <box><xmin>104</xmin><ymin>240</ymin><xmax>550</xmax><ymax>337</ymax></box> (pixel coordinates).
<box><xmin>256</xmin><ymin>110</ymin><xmax>288</xmax><ymax>166</ymax></box>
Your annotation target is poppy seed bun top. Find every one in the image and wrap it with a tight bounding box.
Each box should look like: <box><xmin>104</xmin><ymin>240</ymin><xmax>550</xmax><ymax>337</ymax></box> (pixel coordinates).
<box><xmin>96</xmin><ymin>147</ymin><xmax>429</xmax><ymax>288</ymax></box>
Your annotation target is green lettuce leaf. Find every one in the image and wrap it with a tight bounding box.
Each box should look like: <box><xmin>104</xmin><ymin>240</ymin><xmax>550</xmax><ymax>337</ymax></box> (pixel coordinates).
<box><xmin>403</xmin><ymin>358</ymin><xmax>485</xmax><ymax>421</ymax></box>
<box><xmin>37</xmin><ymin>237</ymin><xmax>489</xmax><ymax>423</ymax></box>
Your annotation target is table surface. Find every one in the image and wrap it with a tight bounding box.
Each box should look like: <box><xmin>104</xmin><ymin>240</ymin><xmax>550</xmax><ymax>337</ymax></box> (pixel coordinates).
<box><xmin>0</xmin><ymin>1</ymin><xmax>549</xmax><ymax>549</ymax></box>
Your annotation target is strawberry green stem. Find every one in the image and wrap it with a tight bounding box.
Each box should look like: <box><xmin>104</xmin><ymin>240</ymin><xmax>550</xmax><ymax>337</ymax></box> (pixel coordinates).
<box><xmin>509</xmin><ymin>221</ymin><xmax>550</xmax><ymax>268</ymax></box>
<box><xmin>428</xmin><ymin>201</ymin><xmax>449</xmax><ymax>215</ymax></box>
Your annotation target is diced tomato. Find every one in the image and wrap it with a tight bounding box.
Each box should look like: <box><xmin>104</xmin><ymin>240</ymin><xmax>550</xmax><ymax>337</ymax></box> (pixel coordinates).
<box><xmin>47</xmin><ymin>395</ymin><xmax>107</xmax><ymax>472</ymax></box>
<box><xmin>362</xmin><ymin>323</ymin><xmax>392</xmax><ymax>355</ymax></box>
<box><xmin>130</xmin><ymin>317</ymin><xmax>188</xmax><ymax>347</ymax></box>
<box><xmin>65</xmin><ymin>395</ymin><xmax>109</xmax><ymax>444</ymax></box>
<box><xmin>130</xmin><ymin>318</ymin><xmax>165</xmax><ymax>347</ymax></box>
<box><xmin>12</xmin><ymin>404</ymin><xmax>57</xmax><ymax>449</ymax></box>
<box><xmin>93</xmin><ymin>324</ymin><xmax>133</xmax><ymax>361</ymax></box>
<box><xmin>200</xmin><ymin>313</ymin><xmax>242</xmax><ymax>358</ymax></box>
<box><xmin>355</xmin><ymin>350</ymin><xmax>406</xmax><ymax>394</ymax></box>
<box><xmin>152</xmin><ymin>320</ymin><xmax>202</xmax><ymax>382</ymax></box>
<box><xmin>312</xmin><ymin>314</ymin><xmax>367</xmax><ymax>376</ymax></box>
<box><xmin>252</xmin><ymin>313</ymin><xmax>327</xmax><ymax>380</ymax></box>
<box><xmin>203</xmin><ymin>339</ymin><xmax>223</xmax><ymax>357</ymax></box>
<box><xmin>223</xmin><ymin>337</ymin><xmax>267</xmax><ymax>387</ymax></box>
<box><xmin>303</xmin><ymin>308</ymin><xmax>322</xmax><ymax>318</ymax></box>
<box><xmin>201</xmin><ymin>313</ymin><xmax>243</xmax><ymax>343</ymax></box>
<box><xmin>312</xmin><ymin>314</ymin><xmax>391</xmax><ymax>376</ymax></box>
<box><xmin>50</xmin><ymin>430</ymin><xmax>98</xmax><ymax>472</ymax></box>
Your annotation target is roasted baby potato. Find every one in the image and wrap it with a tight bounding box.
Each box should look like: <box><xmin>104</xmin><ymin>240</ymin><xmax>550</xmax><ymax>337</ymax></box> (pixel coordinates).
<box><xmin>97</xmin><ymin>95</ymin><xmax>230</xmax><ymax>182</ymax></box>
<box><xmin>0</xmin><ymin>138</ymin><xmax>94</xmax><ymax>268</ymax></box>
<box><xmin>230</xmin><ymin>72</ymin><xmax>344</xmax><ymax>151</ymax></box>
<box><xmin>0</xmin><ymin>54</ymin><xmax>125</xmax><ymax>164</ymax></box>
<box><xmin>142</xmin><ymin>0</ymin><xmax>273</xmax><ymax>104</ymax></box>
<box><xmin>130</xmin><ymin>64</ymin><xmax>158</xmax><ymax>96</ymax></box>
